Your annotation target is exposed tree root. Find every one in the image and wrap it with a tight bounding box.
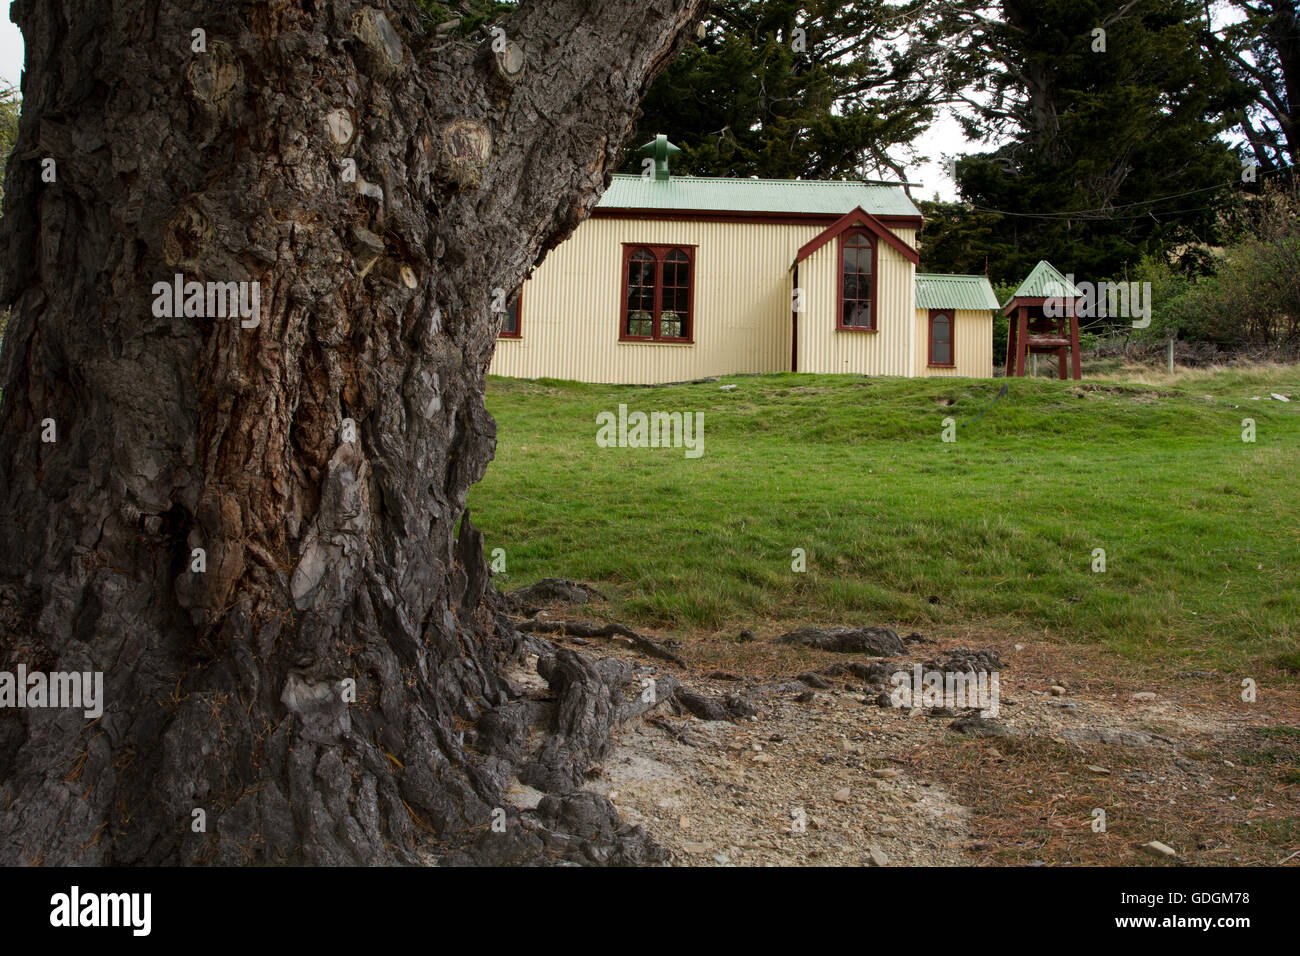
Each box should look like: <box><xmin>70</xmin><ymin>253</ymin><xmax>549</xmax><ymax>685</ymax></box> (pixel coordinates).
<box><xmin>515</xmin><ymin>618</ymin><xmax>687</xmax><ymax>668</ymax></box>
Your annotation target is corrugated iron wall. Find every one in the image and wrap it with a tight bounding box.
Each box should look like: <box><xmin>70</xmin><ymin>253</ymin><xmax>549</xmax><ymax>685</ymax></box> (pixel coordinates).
<box><xmin>796</xmin><ymin>228</ymin><xmax>917</xmax><ymax>376</ymax></box>
<box><xmin>912</xmin><ymin>307</ymin><xmax>994</xmax><ymax>377</ymax></box>
<box><xmin>489</xmin><ymin>217</ymin><xmax>825</xmax><ymax>384</ymax></box>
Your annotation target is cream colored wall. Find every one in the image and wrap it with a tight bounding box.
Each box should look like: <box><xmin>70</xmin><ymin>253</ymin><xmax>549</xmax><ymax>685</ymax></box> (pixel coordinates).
<box><xmin>488</xmin><ymin>217</ymin><xmax>827</xmax><ymax>384</ymax></box>
<box><xmin>912</xmin><ymin>307</ymin><xmax>994</xmax><ymax>377</ymax></box>
<box><xmin>795</xmin><ymin>228</ymin><xmax>917</xmax><ymax>376</ymax></box>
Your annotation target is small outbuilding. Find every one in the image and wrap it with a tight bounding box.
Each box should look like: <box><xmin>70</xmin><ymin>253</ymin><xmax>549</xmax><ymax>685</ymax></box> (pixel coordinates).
<box><xmin>914</xmin><ymin>274</ymin><xmax>1001</xmax><ymax>376</ymax></box>
<box><xmin>1002</xmin><ymin>260</ymin><xmax>1083</xmax><ymax>380</ymax></box>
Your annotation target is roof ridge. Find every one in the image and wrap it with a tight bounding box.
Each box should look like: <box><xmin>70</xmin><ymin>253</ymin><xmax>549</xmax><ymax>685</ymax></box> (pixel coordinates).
<box><xmin>609</xmin><ymin>173</ymin><xmax>905</xmax><ymax>188</ymax></box>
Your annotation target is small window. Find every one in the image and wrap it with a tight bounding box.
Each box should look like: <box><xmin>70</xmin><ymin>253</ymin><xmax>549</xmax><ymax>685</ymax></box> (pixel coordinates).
<box><xmin>499</xmin><ymin>288</ymin><xmax>522</xmax><ymax>338</ymax></box>
<box><xmin>929</xmin><ymin>310</ymin><xmax>954</xmax><ymax>366</ymax></box>
<box><xmin>838</xmin><ymin>230</ymin><xmax>874</xmax><ymax>331</ymax></box>
<box><xmin>621</xmin><ymin>244</ymin><xmax>695</xmax><ymax>342</ymax></box>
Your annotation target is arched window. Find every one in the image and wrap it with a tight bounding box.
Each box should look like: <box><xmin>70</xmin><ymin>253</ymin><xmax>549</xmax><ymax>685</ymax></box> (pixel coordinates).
<box><xmin>929</xmin><ymin>310</ymin><xmax>954</xmax><ymax>367</ymax></box>
<box><xmin>838</xmin><ymin>230</ymin><xmax>874</xmax><ymax>330</ymax></box>
<box><xmin>625</xmin><ymin>249</ymin><xmax>657</xmax><ymax>337</ymax></box>
<box><xmin>660</xmin><ymin>250</ymin><xmax>690</xmax><ymax>338</ymax></box>
<box><xmin>621</xmin><ymin>244</ymin><xmax>694</xmax><ymax>342</ymax></box>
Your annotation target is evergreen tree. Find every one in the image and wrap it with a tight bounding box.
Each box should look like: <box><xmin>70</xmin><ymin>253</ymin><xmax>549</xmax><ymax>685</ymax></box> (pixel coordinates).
<box><xmin>933</xmin><ymin>0</ymin><xmax>1241</xmax><ymax>285</ymax></box>
<box><xmin>1213</xmin><ymin>0</ymin><xmax>1299</xmax><ymax>179</ymax></box>
<box><xmin>629</xmin><ymin>0</ymin><xmax>951</xmax><ymax>180</ymax></box>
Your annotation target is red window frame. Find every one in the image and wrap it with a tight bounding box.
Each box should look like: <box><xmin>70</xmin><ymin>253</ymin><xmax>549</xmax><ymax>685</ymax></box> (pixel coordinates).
<box><xmin>498</xmin><ymin>287</ymin><xmax>522</xmax><ymax>338</ymax></box>
<box><xmin>836</xmin><ymin>229</ymin><xmax>877</xmax><ymax>332</ymax></box>
<box><xmin>928</xmin><ymin>309</ymin><xmax>955</xmax><ymax>367</ymax></box>
<box><xmin>619</xmin><ymin>244</ymin><xmax>696</xmax><ymax>343</ymax></box>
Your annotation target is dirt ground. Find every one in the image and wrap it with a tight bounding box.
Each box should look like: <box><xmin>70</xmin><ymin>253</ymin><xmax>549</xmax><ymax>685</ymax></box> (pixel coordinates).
<box><xmin>504</xmin><ymin>611</ymin><xmax>1300</xmax><ymax>867</ymax></box>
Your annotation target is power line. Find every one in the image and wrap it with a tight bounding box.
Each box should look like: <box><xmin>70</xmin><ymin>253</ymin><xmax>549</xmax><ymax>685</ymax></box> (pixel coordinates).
<box><xmin>960</xmin><ymin>160</ymin><xmax>1295</xmax><ymax>221</ymax></box>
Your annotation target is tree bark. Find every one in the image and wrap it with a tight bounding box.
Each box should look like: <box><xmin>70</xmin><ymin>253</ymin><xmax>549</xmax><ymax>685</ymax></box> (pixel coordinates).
<box><xmin>0</xmin><ymin>0</ymin><xmax>702</xmax><ymax>865</ymax></box>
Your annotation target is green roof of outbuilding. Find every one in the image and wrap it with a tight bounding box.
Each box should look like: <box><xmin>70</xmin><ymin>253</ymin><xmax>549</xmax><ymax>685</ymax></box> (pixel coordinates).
<box><xmin>915</xmin><ymin>274</ymin><xmax>1000</xmax><ymax>311</ymax></box>
<box><xmin>598</xmin><ymin>174</ymin><xmax>922</xmax><ymax>218</ymax></box>
<box><xmin>1006</xmin><ymin>260</ymin><xmax>1082</xmax><ymax>304</ymax></box>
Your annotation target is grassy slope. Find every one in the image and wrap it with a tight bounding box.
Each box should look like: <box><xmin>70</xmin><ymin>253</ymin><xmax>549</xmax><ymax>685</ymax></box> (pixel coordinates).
<box><xmin>470</xmin><ymin>366</ymin><xmax>1300</xmax><ymax>676</ymax></box>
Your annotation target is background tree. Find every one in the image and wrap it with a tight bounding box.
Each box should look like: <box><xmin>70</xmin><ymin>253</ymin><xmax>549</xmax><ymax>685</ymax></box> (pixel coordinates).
<box><xmin>0</xmin><ymin>87</ymin><xmax>19</xmax><ymax>188</ymax></box>
<box><xmin>0</xmin><ymin>86</ymin><xmax>16</xmax><ymax>348</ymax></box>
<box><xmin>0</xmin><ymin>0</ymin><xmax>703</xmax><ymax>865</ymax></box>
<box><xmin>913</xmin><ymin>198</ymin><xmax>1001</xmax><ymax>275</ymax></box>
<box><xmin>928</xmin><ymin>0</ymin><xmax>1242</xmax><ymax>285</ymax></box>
<box><xmin>1212</xmin><ymin>0</ymin><xmax>1299</xmax><ymax>179</ymax></box>
<box><xmin>628</xmin><ymin>0</ymin><xmax>954</xmax><ymax>181</ymax></box>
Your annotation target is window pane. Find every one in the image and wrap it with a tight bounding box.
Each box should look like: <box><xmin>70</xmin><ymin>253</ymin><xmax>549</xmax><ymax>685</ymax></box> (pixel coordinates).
<box><xmin>841</xmin><ymin>233</ymin><xmax>872</xmax><ymax>329</ymax></box>
<box><xmin>932</xmin><ymin>313</ymin><xmax>952</xmax><ymax>362</ymax></box>
<box><xmin>503</xmin><ymin>294</ymin><xmax>519</xmax><ymax>334</ymax></box>
<box><xmin>661</xmin><ymin>249</ymin><xmax>690</xmax><ymax>338</ymax></box>
<box><xmin>627</xmin><ymin>250</ymin><xmax>656</xmax><ymax>334</ymax></box>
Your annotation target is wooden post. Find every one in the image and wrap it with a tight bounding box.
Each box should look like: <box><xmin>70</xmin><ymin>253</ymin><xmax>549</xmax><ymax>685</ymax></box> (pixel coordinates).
<box><xmin>1057</xmin><ymin>346</ymin><xmax>1067</xmax><ymax>379</ymax></box>
<box><xmin>1166</xmin><ymin>334</ymin><xmax>1175</xmax><ymax>374</ymax></box>
<box><xmin>791</xmin><ymin>263</ymin><xmax>799</xmax><ymax>372</ymax></box>
<box><xmin>1015</xmin><ymin>306</ymin><xmax>1028</xmax><ymax>377</ymax></box>
<box><xmin>1004</xmin><ymin>309</ymin><xmax>1016</xmax><ymax>377</ymax></box>
<box><xmin>1068</xmin><ymin>302</ymin><xmax>1082</xmax><ymax>380</ymax></box>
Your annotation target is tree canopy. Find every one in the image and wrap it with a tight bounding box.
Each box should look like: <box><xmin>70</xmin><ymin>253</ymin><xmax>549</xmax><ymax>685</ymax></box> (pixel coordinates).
<box><xmin>622</xmin><ymin>0</ymin><xmax>1273</xmax><ymax>289</ymax></box>
<box><xmin>627</xmin><ymin>0</ymin><xmax>952</xmax><ymax>180</ymax></box>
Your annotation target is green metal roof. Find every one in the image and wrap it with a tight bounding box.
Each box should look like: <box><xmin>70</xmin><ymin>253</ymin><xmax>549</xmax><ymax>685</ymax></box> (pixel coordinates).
<box><xmin>915</xmin><ymin>274</ymin><xmax>1000</xmax><ymax>311</ymax></box>
<box><xmin>1006</xmin><ymin>260</ymin><xmax>1082</xmax><ymax>304</ymax></box>
<box><xmin>597</xmin><ymin>174</ymin><xmax>922</xmax><ymax>218</ymax></box>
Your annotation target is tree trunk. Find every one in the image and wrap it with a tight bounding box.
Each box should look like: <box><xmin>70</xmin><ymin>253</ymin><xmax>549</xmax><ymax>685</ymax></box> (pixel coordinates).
<box><xmin>0</xmin><ymin>0</ymin><xmax>702</xmax><ymax>865</ymax></box>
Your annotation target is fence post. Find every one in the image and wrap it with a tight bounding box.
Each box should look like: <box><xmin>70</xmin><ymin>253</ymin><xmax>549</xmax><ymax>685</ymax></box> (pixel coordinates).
<box><xmin>1166</xmin><ymin>334</ymin><xmax>1175</xmax><ymax>374</ymax></box>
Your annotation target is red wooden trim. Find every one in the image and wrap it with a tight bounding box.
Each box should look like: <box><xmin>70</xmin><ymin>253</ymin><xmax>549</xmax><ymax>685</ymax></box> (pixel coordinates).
<box><xmin>593</xmin><ymin>207</ymin><xmax>923</xmax><ymax>230</ymax></box>
<box><xmin>796</xmin><ymin>206</ymin><xmax>920</xmax><ymax>266</ymax></box>
<box><xmin>618</xmin><ymin>243</ymin><xmax>696</xmax><ymax>344</ymax></box>
<box><xmin>1004</xmin><ymin>307</ymin><xmax>1016</xmax><ymax>376</ymax></box>
<box><xmin>1014</xmin><ymin>306</ymin><xmax>1029</xmax><ymax>377</ymax></box>
<box><xmin>927</xmin><ymin>308</ymin><xmax>955</xmax><ymax>367</ymax></box>
<box><xmin>835</xmin><ymin>228</ymin><xmax>878</xmax><ymax>332</ymax></box>
<box><xmin>1069</xmin><ymin>309</ymin><xmax>1082</xmax><ymax>379</ymax></box>
<box><xmin>791</xmin><ymin>262</ymin><xmax>799</xmax><ymax>372</ymax></box>
<box><xmin>497</xmin><ymin>285</ymin><xmax>522</xmax><ymax>339</ymax></box>
<box><xmin>1001</xmin><ymin>295</ymin><xmax>1058</xmax><ymax>314</ymax></box>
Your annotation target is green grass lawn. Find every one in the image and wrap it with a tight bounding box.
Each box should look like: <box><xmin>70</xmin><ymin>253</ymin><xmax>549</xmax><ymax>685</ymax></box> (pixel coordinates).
<box><xmin>470</xmin><ymin>365</ymin><xmax>1300</xmax><ymax>677</ymax></box>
